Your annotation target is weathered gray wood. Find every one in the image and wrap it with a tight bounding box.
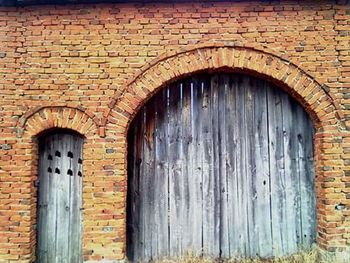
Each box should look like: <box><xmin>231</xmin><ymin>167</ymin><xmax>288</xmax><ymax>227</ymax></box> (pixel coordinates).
<box><xmin>225</xmin><ymin>75</ymin><xmax>238</xmax><ymax>258</ymax></box>
<box><xmin>168</xmin><ymin>83</ymin><xmax>183</xmax><ymax>258</ymax></box>
<box><xmin>296</xmin><ymin>105</ymin><xmax>316</xmax><ymax>247</ymax></box>
<box><xmin>68</xmin><ymin>135</ymin><xmax>83</xmax><ymax>263</ymax></box>
<box><xmin>191</xmin><ymin>77</ymin><xmax>204</xmax><ymax>255</ymax></box>
<box><xmin>139</xmin><ymin>108</ymin><xmax>147</xmax><ymax>260</ymax></box>
<box><xmin>141</xmin><ymin>102</ymin><xmax>154</xmax><ymax>260</ymax></box>
<box><xmin>37</xmin><ymin>138</ymin><xmax>51</xmax><ymax>262</ymax></box>
<box><xmin>218</xmin><ymin>75</ymin><xmax>229</xmax><ymax>258</ymax></box>
<box><xmin>245</xmin><ymin>76</ymin><xmax>255</xmax><ymax>257</ymax></box>
<box><xmin>37</xmin><ymin>132</ymin><xmax>83</xmax><ymax>263</ymax></box>
<box><xmin>267</xmin><ymin>86</ymin><xmax>286</xmax><ymax>256</ymax></box>
<box><xmin>252</xmin><ymin>79</ymin><xmax>272</xmax><ymax>258</ymax></box>
<box><xmin>201</xmin><ymin>76</ymin><xmax>215</xmax><ymax>256</ymax></box>
<box><xmin>210</xmin><ymin>74</ymin><xmax>221</xmax><ymax>257</ymax></box>
<box><xmin>55</xmin><ymin>134</ymin><xmax>70</xmax><ymax>263</ymax></box>
<box><xmin>181</xmin><ymin>79</ymin><xmax>194</xmax><ymax>253</ymax></box>
<box><xmin>126</xmin><ymin>112</ymin><xmax>142</xmax><ymax>261</ymax></box>
<box><xmin>235</xmin><ymin>76</ymin><xmax>250</xmax><ymax>256</ymax></box>
<box><xmin>127</xmin><ymin>73</ymin><xmax>316</xmax><ymax>262</ymax></box>
<box><xmin>154</xmin><ymin>89</ymin><xmax>170</xmax><ymax>259</ymax></box>
<box><xmin>281</xmin><ymin>92</ymin><xmax>299</xmax><ymax>254</ymax></box>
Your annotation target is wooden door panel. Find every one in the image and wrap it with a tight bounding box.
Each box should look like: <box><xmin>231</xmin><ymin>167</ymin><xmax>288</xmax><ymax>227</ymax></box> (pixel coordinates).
<box><xmin>37</xmin><ymin>133</ymin><xmax>83</xmax><ymax>263</ymax></box>
<box><xmin>127</xmin><ymin>73</ymin><xmax>316</xmax><ymax>262</ymax></box>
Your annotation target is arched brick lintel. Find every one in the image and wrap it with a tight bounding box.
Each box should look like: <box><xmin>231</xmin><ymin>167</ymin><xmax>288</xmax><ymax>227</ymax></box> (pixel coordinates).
<box><xmin>105</xmin><ymin>44</ymin><xmax>342</xmax><ymax>136</ymax></box>
<box><xmin>18</xmin><ymin>106</ymin><xmax>101</xmax><ymax>139</ymax></box>
<box><xmin>17</xmin><ymin>107</ymin><xmax>102</xmax><ymax>262</ymax></box>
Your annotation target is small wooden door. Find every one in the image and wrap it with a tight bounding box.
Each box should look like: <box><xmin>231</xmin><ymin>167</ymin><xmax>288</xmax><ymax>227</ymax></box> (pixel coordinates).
<box><xmin>127</xmin><ymin>73</ymin><xmax>316</xmax><ymax>262</ymax></box>
<box><xmin>36</xmin><ymin>132</ymin><xmax>83</xmax><ymax>263</ymax></box>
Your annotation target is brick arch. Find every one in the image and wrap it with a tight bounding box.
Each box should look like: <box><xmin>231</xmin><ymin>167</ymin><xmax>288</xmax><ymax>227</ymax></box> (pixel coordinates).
<box><xmin>105</xmin><ymin>44</ymin><xmax>342</xmax><ymax>136</ymax></box>
<box><xmin>104</xmin><ymin>44</ymin><xmax>345</xmax><ymax>259</ymax></box>
<box><xmin>17</xmin><ymin>106</ymin><xmax>102</xmax><ymax>262</ymax></box>
<box><xmin>18</xmin><ymin>106</ymin><xmax>101</xmax><ymax>139</ymax></box>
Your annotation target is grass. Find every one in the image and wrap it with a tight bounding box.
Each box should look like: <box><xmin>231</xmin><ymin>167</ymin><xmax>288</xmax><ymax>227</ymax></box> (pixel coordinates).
<box><xmin>153</xmin><ymin>249</ymin><xmax>319</xmax><ymax>263</ymax></box>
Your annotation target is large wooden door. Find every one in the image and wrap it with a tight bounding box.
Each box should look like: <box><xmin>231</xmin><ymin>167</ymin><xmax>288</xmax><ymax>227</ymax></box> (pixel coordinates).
<box><xmin>36</xmin><ymin>132</ymin><xmax>83</xmax><ymax>263</ymax></box>
<box><xmin>127</xmin><ymin>73</ymin><xmax>316</xmax><ymax>262</ymax></box>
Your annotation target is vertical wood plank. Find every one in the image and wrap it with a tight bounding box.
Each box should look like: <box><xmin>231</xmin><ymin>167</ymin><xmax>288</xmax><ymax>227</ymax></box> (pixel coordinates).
<box><xmin>67</xmin><ymin>135</ymin><xmax>74</xmax><ymax>263</ymax></box>
<box><xmin>251</xmin><ymin>78</ymin><xmax>273</xmax><ymax>257</ymax></box>
<box><xmin>144</xmin><ymin>98</ymin><xmax>156</xmax><ymax>260</ymax></box>
<box><xmin>77</xmin><ymin>138</ymin><xmax>83</xmax><ymax>263</ymax></box>
<box><xmin>235</xmin><ymin>75</ymin><xmax>250</xmax><ymax>256</ymax></box>
<box><xmin>180</xmin><ymin>79</ymin><xmax>193</xmax><ymax>254</ymax></box>
<box><xmin>127</xmin><ymin>112</ymin><xmax>143</xmax><ymax>262</ymax></box>
<box><xmin>191</xmin><ymin>76</ymin><xmax>204</xmax><ymax>255</ymax></box>
<box><xmin>267</xmin><ymin>86</ymin><xmax>286</xmax><ymax>256</ymax></box>
<box><xmin>201</xmin><ymin>75</ymin><xmax>215</xmax><ymax>257</ymax></box>
<box><xmin>46</xmin><ymin>134</ymin><xmax>58</xmax><ymax>263</ymax></box>
<box><xmin>55</xmin><ymin>134</ymin><xmax>70</xmax><ymax>263</ymax></box>
<box><xmin>225</xmin><ymin>74</ymin><xmax>238</xmax><ymax>258</ymax></box>
<box><xmin>244</xmin><ymin>75</ymin><xmax>255</xmax><ymax>257</ymax></box>
<box><xmin>138</xmin><ymin>108</ymin><xmax>147</xmax><ymax>260</ymax></box>
<box><xmin>281</xmin><ymin>93</ymin><xmax>299</xmax><ymax>254</ymax></box>
<box><xmin>68</xmin><ymin>135</ymin><xmax>83</xmax><ymax>263</ymax></box>
<box><xmin>154</xmin><ymin>88</ymin><xmax>170</xmax><ymax>259</ymax></box>
<box><xmin>37</xmin><ymin>138</ymin><xmax>51</xmax><ymax>263</ymax></box>
<box><xmin>210</xmin><ymin>74</ymin><xmax>221</xmax><ymax>257</ymax></box>
<box><xmin>168</xmin><ymin>83</ymin><xmax>183</xmax><ymax>257</ymax></box>
<box><xmin>295</xmin><ymin>103</ymin><xmax>316</xmax><ymax>248</ymax></box>
<box><xmin>218</xmin><ymin>74</ymin><xmax>229</xmax><ymax>258</ymax></box>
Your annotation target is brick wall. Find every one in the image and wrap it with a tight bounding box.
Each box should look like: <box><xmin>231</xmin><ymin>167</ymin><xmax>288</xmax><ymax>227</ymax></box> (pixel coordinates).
<box><xmin>0</xmin><ymin>0</ymin><xmax>349</xmax><ymax>262</ymax></box>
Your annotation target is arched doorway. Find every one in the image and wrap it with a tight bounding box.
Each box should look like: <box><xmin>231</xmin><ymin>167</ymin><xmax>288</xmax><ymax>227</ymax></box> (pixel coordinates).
<box><xmin>36</xmin><ymin>130</ymin><xmax>84</xmax><ymax>263</ymax></box>
<box><xmin>126</xmin><ymin>73</ymin><xmax>316</xmax><ymax>262</ymax></box>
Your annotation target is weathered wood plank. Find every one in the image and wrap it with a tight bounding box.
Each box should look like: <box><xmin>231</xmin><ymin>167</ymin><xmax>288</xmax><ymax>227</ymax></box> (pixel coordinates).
<box><xmin>168</xmin><ymin>83</ymin><xmax>183</xmax><ymax>257</ymax></box>
<box><xmin>37</xmin><ymin>138</ymin><xmax>51</xmax><ymax>262</ymax></box>
<box><xmin>68</xmin><ymin>135</ymin><xmax>83</xmax><ymax>263</ymax></box>
<box><xmin>181</xmin><ymin>79</ymin><xmax>194</xmax><ymax>254</ymax></box>
<box><xmin>201</xmin><ymin>75</ymin><xmax>216</xmax><ymax>256</ymax></box>
<box><xmin>218</xmin><ymin>75</ymin><xmax>229</xmax><ymax>258</ymax></box>
<box><xmin>144</xmin><ymin>98</ymin><xmax>156</xmax><ymax>260</ymax></box>
<box><xmin>190</xmin><ymin>77</ymin><xmax>204</xmax><ymax>255</ymax></box>
<box><xmin>138</xmin><ymin>108</ymin><xmax>147</xmax><ymax>260</ymax></box>
<box><xmin>46</xmin><ymin>134</ymin><xmax>58</xmax><ymax>263</ymax></box>
<box><xmin>225</xmin><ymin>75</ymin><xmax>238</xmax><ymax>258</ymax></box>
<box><xmin>267</xmin><ymin>86</ymin><xmax>286</xmax><ymax>256</ymax></box>
<box><xmin>281</xmin><ymin>93</ymin><xmax>299</xmax><ymax>254</ymax></box>
<box><xmin>154</xmin><ymin>88</ymin><xmax>170</xmax><ymax>259</ymax></box>
<box><xmin>235</xmin><ymin>75</ymin><xmax>250</xmax><ymax>256</ymax></box>
<box><xmin>295</xmin><ymin>103</ymin><xmax>316</xmax><ymax>248</ymax></box>
<box><xmin>55</xmin><ymin>134</ymin><xmax>70</xmax><ymax>263</ymax></box>
<box><xmin>211</xmin><ymin>74</ymin><xmax>221</xmax><ymax>257</ymax></box>
<box><xmin>244</xmin><ymin>76</ymin><xmax>256</xmax><ymax>257</ymax></box>
<box><xmin>127</xmin><ymin>112</ymin><xmax>143</xmax><ymax>261</ymax></box>
<box><xmin>126</xmin><ymin>117</ymin><xmax>135</xmax><ymax>261</ymax></box>
<box><xmin>251</xmin><ymin>78</ymin><xmax>273</xmax><ymax>257</ymax></box>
